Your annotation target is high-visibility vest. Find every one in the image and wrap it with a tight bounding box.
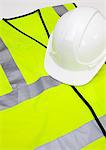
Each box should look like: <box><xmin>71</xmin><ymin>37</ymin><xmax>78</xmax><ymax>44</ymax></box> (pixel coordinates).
<box><xmin>0</xmin><ymin>3</ymin><xmax>105</xmax><ymax>150</ymax></box>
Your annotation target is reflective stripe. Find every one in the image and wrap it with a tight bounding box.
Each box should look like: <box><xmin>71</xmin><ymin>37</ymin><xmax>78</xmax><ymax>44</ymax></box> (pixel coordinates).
<box><xmin>0</xmin><ymin>39</ymin><xmax>60</xmax><ymax>110</ymax></box>
<box><xmin>0</xmin><ymin>75</ymin><xmax>60</xmax><ymax>109</ymax></box>
<box><xmin>53</xmin><ymin>5</ymin><xmax>68</xmax><ymax>17</ymax></box>
<box><xmin>36</xmin><ymin>115</ymin><xmax>106</xmax><ymax>150</ymax></box>
<box><xmin>0</xmin><ymin>38</ymin><xmax>26</xmax><ymax>89</ymax></box>
<box><xmin>0</xmin><ymin>4</ymin><xmax>71</xmax><ymax>110</ymax></box>
<box><xmin>0</xmin><ymin>4</ymin><xmax>68</xmax><ymax>110</ymax></box>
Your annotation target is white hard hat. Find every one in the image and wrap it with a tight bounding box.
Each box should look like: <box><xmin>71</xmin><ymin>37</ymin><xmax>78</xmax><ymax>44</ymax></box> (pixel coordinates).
<box><xmin>44</xmin><ymin>7</ymin><xmax>106</xmax><ymax>86</ymax></box>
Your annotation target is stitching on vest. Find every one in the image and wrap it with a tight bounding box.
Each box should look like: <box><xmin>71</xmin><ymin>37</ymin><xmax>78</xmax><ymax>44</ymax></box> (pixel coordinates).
<box><xmin>38</xmin><ymin>9</ymin><xmax>50</xmax><ymax>38</ymax></box>
<box><xmin>71</xmin><ymin>86</ymin><xmax>106</xmax><ymax>137</ymax></box>
<box><xmin>3</xmin><ymin>9</ymin><xmax>39</xmax><ymax>21</ymax></box>
<box><xmin>3</xmin><ymin>18</ymin><xmax>47</xmax><ymax>49</ymax></box>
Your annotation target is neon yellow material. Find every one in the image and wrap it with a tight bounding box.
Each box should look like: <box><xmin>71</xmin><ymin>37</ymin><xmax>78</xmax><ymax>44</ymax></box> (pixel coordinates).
<box><xmin>8</xmin><ymin>12</ymin><xmax>48</xmax><ymax>46</ymax></box>
<box><xmin>77</xmin><ymin>65</ymin><xmax>106</xmax><ymax>115</ymax></box>
<box><xmin>83</xmin><ymin>137</ymin><xmax>106</xmax><ymax>150</ymax></box>
<box><xmin>0</xmin><ymin>4</ymin><xmax>74</xmax><ymax>85</ymax></box>
<box><xmin>40</xmin><ymin>7</ymin><xmax>60</xmax><ymax>33</ymax></box>
<box><xmin>64</xmin><ymin>3</ymin><xmax>76</xmax><ymax>10</ymax></box>
<box><xmin>0</xmin><ymin>65</ymin><xmax>105</xmax><ymax>149</ymax></box>
<box><xmin>0</xmin><ymin>65</ymin><xmax>12</xmax><ymax>96</ymax></box>
<box><xmin>0</xmin><ymin>3</ymin><xmax>105</xmax><ymax>150</ymax></box>
<box><xmin>0</xmin><ymin>18</ymin><xmax>47</xmax><ymax>85</ymax></box>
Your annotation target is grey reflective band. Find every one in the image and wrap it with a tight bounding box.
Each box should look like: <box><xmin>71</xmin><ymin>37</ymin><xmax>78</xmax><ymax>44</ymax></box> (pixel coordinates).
<box><xmin>53</xmin><ymin>5</ymin><xmax>68</xmax><ymax>17</ymax></box>
<box><xmin>0</xmin><ymin>75</ymin><xmax>60</xmax><ymax>109</ymax></box>
<box><xmin>36</xmin><ymin>115</ymin><xmax>106</xmax><ymax>150</ymax></box>
<box><xmin>0</xmin><ymin>39</ymin><xmax>60</xmax><ymax>110</ymax></box>
<box><xmin>0</xmin><ymin>39</ymin><xmax>26</xmax><ymax>89</ymax></box>
<box><xmin>0</xmin><ymin>4</ymin><xmax>68</xmax><ymax>110</ymax></box>
<box><xmin>0</xmin><ymin>4</ymin><xmax>69</xmax><ymax>110</ymax></box>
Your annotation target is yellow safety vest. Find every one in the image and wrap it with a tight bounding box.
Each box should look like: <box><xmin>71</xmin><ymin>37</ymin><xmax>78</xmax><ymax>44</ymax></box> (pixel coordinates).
<box><xmin>0</xmin><ymin>3</ymin><xmax>105</xmax><ymax>150</ymax></box>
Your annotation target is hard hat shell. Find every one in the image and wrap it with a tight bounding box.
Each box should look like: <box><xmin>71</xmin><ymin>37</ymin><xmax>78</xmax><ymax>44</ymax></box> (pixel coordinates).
<box><xmin>45</xmin><ymin>7</ymin><xmax>106</xmax><ymax>86</ymax></box>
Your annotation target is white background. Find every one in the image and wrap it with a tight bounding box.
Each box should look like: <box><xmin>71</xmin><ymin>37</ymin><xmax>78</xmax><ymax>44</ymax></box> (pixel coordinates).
<box><xmin>0</xmin><ymin>0</ymin><xmax>105</xmax><ymax>19</ymax></box>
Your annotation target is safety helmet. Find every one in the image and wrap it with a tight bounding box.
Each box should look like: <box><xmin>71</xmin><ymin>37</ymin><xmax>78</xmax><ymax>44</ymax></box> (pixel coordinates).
<box><xmin>44</xmin><ymin>7</ymin><xmax>106</xmax><ymax>86</ymax></box>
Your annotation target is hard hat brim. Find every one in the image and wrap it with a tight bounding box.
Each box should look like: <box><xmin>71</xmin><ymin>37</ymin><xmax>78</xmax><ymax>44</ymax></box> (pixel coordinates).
<box><xmin>44</xmin><ymin>33</ymin><xmax>105</xmax><ymax>86</ymax></box>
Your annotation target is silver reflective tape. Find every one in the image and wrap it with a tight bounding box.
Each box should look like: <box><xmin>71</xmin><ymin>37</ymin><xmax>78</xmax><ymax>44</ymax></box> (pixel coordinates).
<box><xmin>36</xmin><ymin>115</ymin><xmax>106</xmax><ymax>150</ymax></box>
<box><xmin>53</xmin><ymin>5</ymin><xmax>68</xmax><ymax>17</ymax></box>
<box><xmin>0</xmin><ymin>75</ymin><xmax>60</xmax><ymax>109</ymax></box>
<box><xmin>0</xmin><ymin>38</ymin><xmax>60</xmax><ymax>110</ymax></box>
<box><xmin>0</xmin><ymin>39</ymin><xmax>26</xmax><ymax>89</ymax></box>
<box><xmin>17</xmin><ymin>75</ymin><xmax>60</xmax><ymax>103</ymax></box>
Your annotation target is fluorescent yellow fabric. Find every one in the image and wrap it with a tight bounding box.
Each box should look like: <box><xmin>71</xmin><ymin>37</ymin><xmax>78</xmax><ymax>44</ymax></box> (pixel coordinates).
<box><xmin>8</xmin><ymin>11</ymin><xmax>48</xmax><ymax>46</ymax></box>
<box><xmin>0</xmin><ymin>65</ymin><xmax>105</xmax><ymax>149</ymax></box>
<box><xmin>0</xmin><ymin>65</ymin><xmax>12</xmax><ymax>96</ymax></box>
<box><xmin>83</xmin><ymin>137</ymin><xmax>106</xmax><ymax>150</ymax></box>
<box><xmin>0</xmin><ymin>17</ymin><xmax>47</xmax><ymax>85</ymax></box>
<box><xmin>40</xmin><ymin>7</ymin><xmax>59</xmax><ymax>33</ymax></box>
<box><xmin>77</xmin><ymin>65</ymin><xmax>106</xmax><ymax>115</ymax></box>
<box><xmin>64</xmin><ymin>3</ymin><xmax>76</xmax><ymax>10</ymax></box>
<box><xmin>0</xmin><ymin>3</ymin><xmax>105</xmax><ymax>150</ymax></box>
<box><xmin>0</xmin><ymin>3</ymin><xmax>75</xmax><ymax>91</ymax></box>
<box><xmin>0</xmin><ymin>4</ymin><xmax>74</xmax><ymax>86</ymax></box>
